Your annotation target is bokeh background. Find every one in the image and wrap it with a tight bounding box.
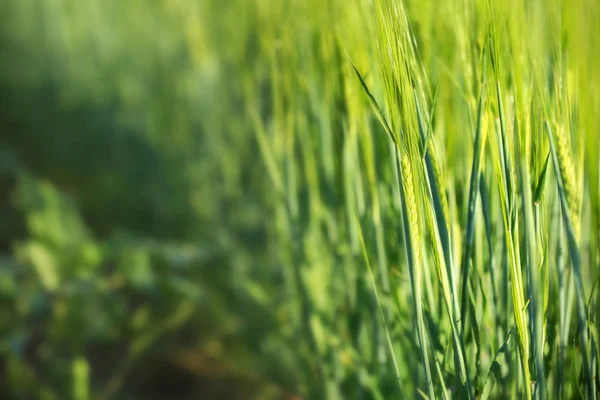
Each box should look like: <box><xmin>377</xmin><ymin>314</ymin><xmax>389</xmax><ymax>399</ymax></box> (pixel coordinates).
<box><xmin>0</xmin><ymin>2</ymin><xmax>293</xmax><ymax>399</ymax></box>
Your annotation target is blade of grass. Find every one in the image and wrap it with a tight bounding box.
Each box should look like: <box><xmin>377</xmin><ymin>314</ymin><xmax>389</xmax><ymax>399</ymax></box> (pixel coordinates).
<box><xmin>480</xmin><ymin>327</ymin><xmax>514</xmax><ymax>400</ymax></box>
<box><xmin>356</xmin><ymin>211</ymin><xmax>407</xmax><ymax>398</ymax></box>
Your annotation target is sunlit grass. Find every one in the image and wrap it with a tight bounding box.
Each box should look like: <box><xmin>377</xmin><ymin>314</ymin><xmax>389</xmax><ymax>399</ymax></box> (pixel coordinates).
<box><xmin>2</xmin><ymin>0</ymin><xmax>600</xmax><ymax>398</ymax></box>
<box><xmin>240</xmin><ymin>0</ymin><xmax>600</xmax><ymax>397</ymax></box>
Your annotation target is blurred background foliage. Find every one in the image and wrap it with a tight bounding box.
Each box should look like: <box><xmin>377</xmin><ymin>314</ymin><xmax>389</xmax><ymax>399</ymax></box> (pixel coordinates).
<box><xmin>0</xmin><ymin>1</ymin><xmax>294</xmax><ymax>399</ymax></box>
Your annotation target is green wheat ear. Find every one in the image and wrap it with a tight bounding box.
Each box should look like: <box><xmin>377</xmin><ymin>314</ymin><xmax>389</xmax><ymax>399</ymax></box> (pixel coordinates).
<box><xmin>553</xmin><ymin>124</ymin><xmax>581</xmax><ymax>233</ymax></box>
<box><xmin>401</xmin><ymin>152</ymin><xmax>421</xmax><ymax>264</ymax></box>
<box><xmin>428</xmin><ymin>145</ymin><xmax>451</xmax><ymax>233</ymax></box>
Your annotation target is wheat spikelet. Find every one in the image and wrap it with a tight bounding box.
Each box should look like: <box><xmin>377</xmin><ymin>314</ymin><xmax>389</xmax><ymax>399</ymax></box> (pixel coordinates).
<box><xmin>401</xmin><ymin>152</ymin><xmax>421</xmax><ymax>264</ymax></box>
<box><xmin>555</xmin><ymin>125</ymin><xmax>580</xmax><ymax>233</ymax></box>
<box><xmin>422</xmin><ymin>180</ymin><xmax>445</xmax><ymax>281</ymax></box>
<box><xmin>428</xmin><ymin>142</ymin><xmax>451</xmax><ymax>230</ymax></box>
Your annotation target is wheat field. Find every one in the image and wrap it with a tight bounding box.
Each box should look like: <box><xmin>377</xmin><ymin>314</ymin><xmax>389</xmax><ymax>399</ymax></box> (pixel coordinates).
<box><xmin>1</xmin><ymin>0</ymin><xmax>600</xmax><ymax>398</ymax></box>
<box><xmin>231</xmin><ymin>0</ymin><xmax>600</xmax><ymax>397</ymax></box>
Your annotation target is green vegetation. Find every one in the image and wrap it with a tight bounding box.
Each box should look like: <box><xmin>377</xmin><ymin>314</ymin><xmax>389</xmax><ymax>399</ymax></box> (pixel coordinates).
<box><xmin>1</xmin><ymin>0</ymin><xmax>600</xmax><ymax>398</ymax></box>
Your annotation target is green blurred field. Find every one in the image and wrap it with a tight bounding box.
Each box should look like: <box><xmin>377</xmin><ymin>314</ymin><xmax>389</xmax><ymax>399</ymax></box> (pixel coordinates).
<box><xmin>1</xmin><ymin>0</ymin><xmax>600</xmax><ymax>399</ymax></box>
